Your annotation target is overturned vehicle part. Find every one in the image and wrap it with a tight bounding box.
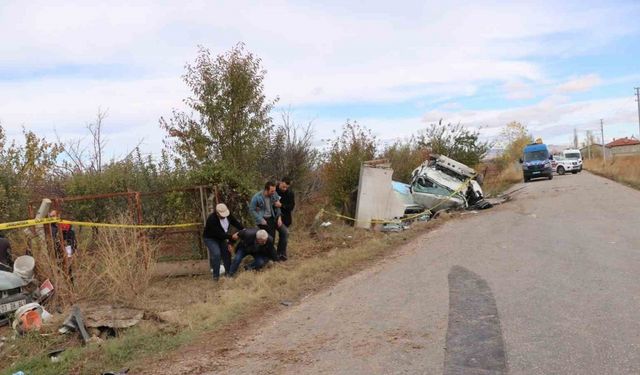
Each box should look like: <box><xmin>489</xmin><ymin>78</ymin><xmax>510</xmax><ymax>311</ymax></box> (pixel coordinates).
<box><xmin>409</xmin><ymin>154</ymin><xmax>491</xmax><ymax>212</ymax></box>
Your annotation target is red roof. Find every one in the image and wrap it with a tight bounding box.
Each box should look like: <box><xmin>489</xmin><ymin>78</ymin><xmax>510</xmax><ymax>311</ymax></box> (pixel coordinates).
<box><xmin>605</xmin><ymin>137</ymin><xmax>640</xmax><ymax>148</ymax></box>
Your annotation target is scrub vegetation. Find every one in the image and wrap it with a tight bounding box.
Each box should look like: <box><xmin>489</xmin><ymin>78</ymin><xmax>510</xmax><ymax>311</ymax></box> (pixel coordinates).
<box><xmin>584</xmin><ymin>156</ymin><xmax>640</xmax><ymax>190</ymax></box>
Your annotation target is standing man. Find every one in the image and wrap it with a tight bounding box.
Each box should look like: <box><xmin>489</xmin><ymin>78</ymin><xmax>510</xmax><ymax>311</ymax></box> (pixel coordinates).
<box><xmin>276</xmin><ymin>177</ymin><xmax>295</xmax><ymax>228</ymax></box>
<box><xmin>0</xmin><ymin>233</ymin><xmax>13</xmax><ymax>272</ymax></box>
<box><xmin>249</xmin><ymin>180</ymin><xmax>289</xmax><ymax>261</ymax></box>
<box><xmin>203</xmin><ymin>203</ymin><xmax>244</xmax><ymax>281</ymax></box>
<box><xmin>228</xmin><ymin>229</ymin><xmax>277</xmax><ymax>276</ymax></box>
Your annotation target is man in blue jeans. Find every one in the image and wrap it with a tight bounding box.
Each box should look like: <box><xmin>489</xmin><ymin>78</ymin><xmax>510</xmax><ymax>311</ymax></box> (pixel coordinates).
<box><xmin>203</xmin><ymin>203</ymin><xmax>244</xmax><ymax>281</ymax></box>
<box><xmin>228</xmin><ymin>228</ymin><xmax>277</xmax><ymax>276</ymax></box>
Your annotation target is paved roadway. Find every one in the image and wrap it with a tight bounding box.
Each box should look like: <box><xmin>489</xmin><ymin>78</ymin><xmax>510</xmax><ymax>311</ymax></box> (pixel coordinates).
<box><xmin>204</xmin><ymin>172</ymin><xmax>640</xmax><ymax>374</ymax></box>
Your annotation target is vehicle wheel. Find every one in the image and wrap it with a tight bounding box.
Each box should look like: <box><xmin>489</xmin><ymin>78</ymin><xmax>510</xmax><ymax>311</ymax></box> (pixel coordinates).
<box><xmin>548</xmin><ymin>174</ymin><xmax>553</xmax><ymax>180</ymax></box>
<box><xmin>571</xmin><ymin>171</ymin><xmax>577</xmax><ymax>174</ymax></box>
<box><xmin>524</xmin><ymin>177</ymin><xmax>530</xmax><ymax>183</ymax></box>
<box><xmin>557</xmin><ymin>166</ymin><xmax>565</xmax><ymax>175</ymax></box>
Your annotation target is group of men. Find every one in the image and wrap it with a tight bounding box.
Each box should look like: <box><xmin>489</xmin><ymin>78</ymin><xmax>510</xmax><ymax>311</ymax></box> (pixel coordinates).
<box><xmin>202</xmin><ymin>177</ymin><xmax>295</xmax><ymax>281</ymax></box>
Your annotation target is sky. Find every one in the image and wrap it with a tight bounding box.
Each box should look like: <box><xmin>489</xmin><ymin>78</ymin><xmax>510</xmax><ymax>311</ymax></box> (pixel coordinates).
<box><xmin>1</xmin><ymin>0</ymin><xmax>639</xmax><ymax>160</ymax></box>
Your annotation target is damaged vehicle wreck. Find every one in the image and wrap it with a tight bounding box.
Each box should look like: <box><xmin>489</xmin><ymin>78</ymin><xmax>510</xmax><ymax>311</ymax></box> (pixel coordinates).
<box><xmin>409</xmin><ymin>154</ymin><xmax>491</xmax><ymax>212</ymax></box>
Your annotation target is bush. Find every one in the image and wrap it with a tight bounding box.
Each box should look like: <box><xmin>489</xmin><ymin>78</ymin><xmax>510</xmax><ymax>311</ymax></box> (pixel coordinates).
<box><xmin>417</xmin><ymin>120</ymin><xmax>491</xmax><ymax>166</ymax></box>
<box><xmin>382</xmin><ymin>139</ymin><xmax>428</xmax><ymax>183</ymax></box>
<box><xmin>322</xmin><ymin>121</ymin><xmax>377</xmax><ymax>215</ymax></box>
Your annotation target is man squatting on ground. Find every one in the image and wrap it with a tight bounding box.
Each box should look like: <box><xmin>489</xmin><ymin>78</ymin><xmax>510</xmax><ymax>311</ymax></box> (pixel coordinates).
<box><xmin>203</xmin><ymin>203</ymin><xmax>244</xmax><ymax>281</ymax></box>
<box><xmin>249</xmin><ymin>180</ymin><xmax>288</xmax><ymax>261</ymax></box>
<box><xmin>228</xmin><ymin>228</ymin><xmax>277</xmax><ymax>276</ymax></box>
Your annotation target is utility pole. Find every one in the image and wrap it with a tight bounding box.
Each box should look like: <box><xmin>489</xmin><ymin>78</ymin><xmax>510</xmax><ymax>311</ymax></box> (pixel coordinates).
<box><xmin>635</xmin><ymin>87</ymin><xmax>640</xmax><ymax>138</ymax></box>
<box><xmin>601</xmin><ymin>119</ymin><xmax>606</xmax><ymax>167</ymax></box>
<box><xmin>587</xmin><ymin>130</ymin><xmax>592</xmax><ymax>159</ymax></box>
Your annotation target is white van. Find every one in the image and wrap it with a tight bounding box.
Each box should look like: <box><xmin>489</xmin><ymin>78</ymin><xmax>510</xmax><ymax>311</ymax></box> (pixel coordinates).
<box><xmin>562</xmin><ymin>149</ymin><xmax>582</xmax><ymax>172</ymax></box>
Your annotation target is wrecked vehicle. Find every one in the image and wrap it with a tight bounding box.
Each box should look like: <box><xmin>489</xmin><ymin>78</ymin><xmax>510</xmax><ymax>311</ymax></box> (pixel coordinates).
<box><xmin>409</xmin><ymin>154</ymin><xmax>489</xmax><ymax>212</ymax></box>
<box><xmin>0</xmin><ymin>255</ymin><xmax>43</xmax><ymax>327</ymax></box>
<box><xmin>0</xmin><ymin>270</ymin><xmax>29</xmax><ymax>326</ymax></box>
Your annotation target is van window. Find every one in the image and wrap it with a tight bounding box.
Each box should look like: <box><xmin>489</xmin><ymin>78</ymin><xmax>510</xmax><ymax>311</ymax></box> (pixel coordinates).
<box><xmin>524</xmin><ymin>150</ymin><xmax>549</xmax><ymax>162</ymax></box>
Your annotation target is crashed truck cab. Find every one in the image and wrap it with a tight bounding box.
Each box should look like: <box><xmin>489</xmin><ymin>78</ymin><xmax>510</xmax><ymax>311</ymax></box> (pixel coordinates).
<box><xmin>409</xmin><ymin>154</ymin><xmax>486</xmax><ymax>212</ymax></box>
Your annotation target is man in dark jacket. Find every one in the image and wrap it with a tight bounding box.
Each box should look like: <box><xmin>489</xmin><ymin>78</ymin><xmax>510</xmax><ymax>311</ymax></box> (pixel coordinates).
<box><xmin>276</xmin><ymin>177</ymin><xmax>295</xmax><ymax>228</ymax></box>
<box><xmin>0</xmin><ymin>233</ymin><xmax>12</xmax><ymax>272</ymax></box>
<box><xmin>228</xmin><ymin>229</ymin><xmax>277</xmax><ymax>276</ymax></box>
<box><xmin>203</xmin><ymin>203</ymin><xmax>244</xmax><ymax>281</ymax></box>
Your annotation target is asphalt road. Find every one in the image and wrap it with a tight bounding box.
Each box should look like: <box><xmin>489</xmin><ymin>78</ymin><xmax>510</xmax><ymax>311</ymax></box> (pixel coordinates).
<box><xmin>204</xmin><ymin>172</ymin><xmax>640</xmax><ymax>374</ymax></box>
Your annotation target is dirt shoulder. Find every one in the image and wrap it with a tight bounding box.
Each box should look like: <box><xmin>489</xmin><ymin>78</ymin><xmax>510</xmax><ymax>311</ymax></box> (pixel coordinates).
<box><xmin>134</xmin><ymin>217</ymin><xmax>449</xmax><ymax>374</ymax></box>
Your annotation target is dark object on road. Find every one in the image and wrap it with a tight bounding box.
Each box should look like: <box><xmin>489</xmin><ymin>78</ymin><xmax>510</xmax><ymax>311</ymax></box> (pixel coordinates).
<box><xmin>444</xmin><ymin>266</ymin><xmax>507</xmax><ymax>374</ymax></box>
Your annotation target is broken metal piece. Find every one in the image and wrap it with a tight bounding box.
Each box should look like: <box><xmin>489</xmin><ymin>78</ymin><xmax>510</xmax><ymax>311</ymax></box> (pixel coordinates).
<box><xmin>72</xmin><ymin>306</ymin><xmax>90</xmax><ymax>345</ymax></box>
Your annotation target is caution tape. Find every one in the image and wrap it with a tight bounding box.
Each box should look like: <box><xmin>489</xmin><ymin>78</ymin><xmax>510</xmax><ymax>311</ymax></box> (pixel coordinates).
<box><xmin>322</xmin><ymin>176</ymin><xmax>474</xmax><ymax>226</ymax></box>
<box><xmin>0</xmin><ymin>217</ymin><xmax>201</xmax><ymax>231</ymax></box>
<box><xmin>59</xmin><ymin>220</ymin><xmax>201</xmax><ymax>229</ymax></box>
<box><xmin>0</xmin><ymin>217</ymin><xmax>60</xmax><ymax>231</ymax></box>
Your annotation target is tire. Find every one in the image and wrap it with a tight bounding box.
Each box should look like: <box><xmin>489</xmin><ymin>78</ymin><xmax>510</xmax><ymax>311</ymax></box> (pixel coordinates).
<box><xmin>548</xmin><ymin>174</ymin><xmax>553</xmax><ymax>180</ymax></box>
<box><xmin>524</xmin><ymin>176</ymin><xmax>530</xmax><ymax>183</ymax></box>
<box><xmin>557</xmin><ymin>166</ymin><xmax>565</xmax><ymax>175</ymax></box>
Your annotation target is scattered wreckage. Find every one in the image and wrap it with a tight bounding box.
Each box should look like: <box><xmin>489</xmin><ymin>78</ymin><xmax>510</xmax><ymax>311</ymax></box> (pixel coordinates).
<box><xmin>355</xmin><ymin>155</ymin><xmax>493</xmax><ymax>229</ymax></box>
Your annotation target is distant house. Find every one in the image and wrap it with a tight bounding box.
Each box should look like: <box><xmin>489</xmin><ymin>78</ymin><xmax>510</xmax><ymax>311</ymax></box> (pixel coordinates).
<box><xmin>580</xmin><ymin>143</ymin><xmax>611</xmax><ymax>159</ymax></box>
<box><xmin>605</xmin><ymin>137</ymin><xmax>640</xmax><ymax>156</ymax></box>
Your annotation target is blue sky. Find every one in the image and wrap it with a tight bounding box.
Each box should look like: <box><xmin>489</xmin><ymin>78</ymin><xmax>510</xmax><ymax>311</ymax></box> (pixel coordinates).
<box><xmin>0</xmin><ymin>0</ymin><xmax>639</xmax><ymax>159</ymax></box>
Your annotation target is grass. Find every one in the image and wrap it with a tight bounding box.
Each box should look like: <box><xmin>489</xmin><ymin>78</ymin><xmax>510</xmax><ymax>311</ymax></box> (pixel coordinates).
<box><xmin>481</xmin><ymin>163</ymin><xmax>522</xmax><ymax>197</ymax></box>
<box><xmin>584</xmin><ymin>156</ymin><xmax>640</xmax><ymax>189</ymax></box>
<box><xmin>1</xmin><ymin>209</ymin><xmax>444</xmax><ymax>375</ymax></box>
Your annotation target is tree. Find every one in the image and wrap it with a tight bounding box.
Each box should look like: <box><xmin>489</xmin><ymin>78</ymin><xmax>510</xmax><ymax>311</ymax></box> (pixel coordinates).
<box><xmin>160</xmin><ymin>43</ymin><xmax>277</xmax><ymax>175</ymax></box>
<box><xmin>496</xmin><ymin>121</ymin><xmax>533</xmax><ymax>168</ymax></box>
<box><xmin>259</xmin><ymin>111</ymin><xmax>320</xmax><ymax>200</ymax></box>
<box><xmin>322</xmin><ymin>120</ymin><xmax>377</xmax><ymax>214</ymax></box>
<box><xmin>417</xmin><ymin>120</ymin><xmax>491</xmax><ymax>167</ymax></box>
<box><xmin>0</xmin><ymin>124</ymin><xmax>62</xmax><ymax>222</ymax></box>
<box><xmin>382</xmin><ymin>139</ymin><xmax>428</xmax><ymax>183</ymax></box>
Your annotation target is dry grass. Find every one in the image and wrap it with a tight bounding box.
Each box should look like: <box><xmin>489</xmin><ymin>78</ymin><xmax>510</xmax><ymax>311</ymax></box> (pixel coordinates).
<box><xmin>481</xmin><ymin>162</ymin><xmax>522</xmax><ymax>197</ymax></box>
<box><xmin>2</xmin><ymin>208</ymin><xmax>445</xmax><ymax>375</ymax></box>
<box><xmin>584</xmin><ymin>156</ymin><xmax>640</xmax><ymax>189</ymax></box>
<box><xmin>6</xmin><ymin>217</ymin><xmax>158</xmax><ymax>308</ymax></box>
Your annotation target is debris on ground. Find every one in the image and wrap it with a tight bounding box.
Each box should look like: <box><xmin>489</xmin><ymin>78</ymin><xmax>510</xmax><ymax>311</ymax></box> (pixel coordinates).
<box><xmin>101</xmin><ymin>369</ymin><xmax>129</xmax><ymax>375</ymax></box>
<box><xmin>280</xmin><ymin>300</ymin><xmax>293</xmax><ymax>307</ymax></box>
<box><xmin>82</xmin><ymin>305</ymin><xmax>143</xmax><ymax>329</ymax></box>
<box><xmin>320</xmin><ymin>221</ymin><xmax>332</xmax><ymax>227</ymax></box>
<box><xmin>12</xmin><ymin>302</ymin><xmax>47</xmax><ymax>334</ymax></box>
<box><xmin>48</xmin><ymin>348</ymin><xmax>65</xmax><ymax>363</ymax></box>
<box><xmin>59</xmin><ymin>306</ymin><xmax>90</xmax><ymax>345</ymax></box>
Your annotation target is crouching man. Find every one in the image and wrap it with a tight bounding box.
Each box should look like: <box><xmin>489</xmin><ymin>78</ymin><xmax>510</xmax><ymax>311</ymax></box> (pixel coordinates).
<box><xmin>228</xmin><ymin>229</ymin><xmax>277</xmax><ymax>276</ymax></box>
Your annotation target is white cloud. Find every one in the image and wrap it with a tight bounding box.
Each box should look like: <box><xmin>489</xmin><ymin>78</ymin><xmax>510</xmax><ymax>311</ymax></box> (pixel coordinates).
<box><xmin>422</xmin><ymin>95</ymin><xmax>639</xmax><ymax>144</ymax></box>
<box><xmin>0</xmin><ymin>0</ymin><xmax>638</xmax><ymax>156</ymax></box>
<box><xmin>555</xmin><ymin>74</ymin><xmax>603</xmax><ymax>94</ymax></box>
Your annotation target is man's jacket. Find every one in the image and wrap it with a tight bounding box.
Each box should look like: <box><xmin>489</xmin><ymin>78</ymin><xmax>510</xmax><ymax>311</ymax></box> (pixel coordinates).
<box><xmin>249</xmin><ymin>191</ymin><xmax>281</xmax><ymax>225</ymax></box>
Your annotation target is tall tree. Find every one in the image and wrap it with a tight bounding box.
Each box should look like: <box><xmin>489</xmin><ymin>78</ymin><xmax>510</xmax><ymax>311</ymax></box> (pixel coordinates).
<box><xmin>417</xmin><ymin>120</ymin><xmax>491</xmax><ymax>167</ymax></box>
<box><xmin>161</xmin><ymin>43</ymin><xmax>277</xmax><ymax>174</ymax></box>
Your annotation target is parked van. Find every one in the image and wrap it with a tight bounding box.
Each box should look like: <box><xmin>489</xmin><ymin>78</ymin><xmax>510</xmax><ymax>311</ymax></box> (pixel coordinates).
<box><xmin>520</xmin><ymin>142</ymin><xmax>553</xmax><ymax>182</ymax></box>
<box><xmin>562</xmin><ymin>149</ymin><xmax>582</xmax><ymax>172</ymax></box>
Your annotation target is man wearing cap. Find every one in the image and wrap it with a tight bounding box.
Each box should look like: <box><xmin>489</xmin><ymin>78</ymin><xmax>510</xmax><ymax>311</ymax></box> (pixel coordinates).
<box><xmin>249</xmin><ymin>180</ymin><xmax>289</xmax><ymax>261</ymax></box>
<box><xmin>203</xmin><ymin>203</ymin><xmax>244</xmax><ymax>281</ymax></box>
<box><xmin>228</xmin><ymin>228</ymin><xmax>277</xmax><ymax>276</ymax></box>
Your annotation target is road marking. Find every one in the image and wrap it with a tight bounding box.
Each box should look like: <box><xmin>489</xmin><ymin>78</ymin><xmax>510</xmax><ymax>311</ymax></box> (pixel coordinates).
<box><xmin>444</xmin><ymin>266</ymin><xmax>508</xmax><ymax>375</ymax></box>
